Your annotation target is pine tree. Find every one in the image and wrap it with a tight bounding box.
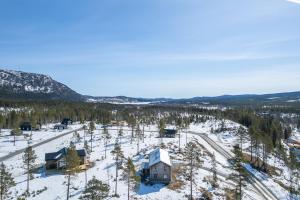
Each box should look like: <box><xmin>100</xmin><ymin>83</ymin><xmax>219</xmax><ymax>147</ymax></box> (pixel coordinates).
<box><xmin>111</xmin><ymin>142</ymin><xmax>124</xmax><ymax>197</ymax></box>
<box><xmin>158</xmin><ymin>119</ymin><xmax>166</xmax><ymax>147</ymax></box>
<box><xmin>158</xmin><ymin>118</ymin><xmax>166</xmax><ymax>138</ymax></box>
<box><xmin>288</xmin><ymin>150</ymin><xmax>299</xmax><ymax>200</ymax></box>
<box><xmin>0</xmin><ymin>163</ymin><xmax>15</xmax><ymax>200</ymax></box>
<box><xmin>89</xmin><ymin>121</ymin><xmax>96</xmax><ymax>152</ymax></box>
<box><xmin>11</xmin><ymin>128</ymin><xmax>21</xmax><ymax>146</ymax></box>
<box><xmin>238</xmin><ymin>126</ymin><xmax>247</xmax><ymax>152</ymax></box>
<box><xmin>228</xmin><ymin>145</ymin><xmax>249</xmax><ymax>200</ymax></box>
<box><xmin>103</xmin><ymin>127</ymin><xmax>111</xmax><ymax>159</ymax></box>
<box><xmin>261</xmin><ymin>136</ymin><xmax>272</xmax><ymax>172</ymax></box>
<box><xmin>141</xmin><ymin>117</ymin><xmax>145</xmax><ymax>143</ymax></box>
<box><xmin>176</xmin><ymin>117</ymin><xmax>183</xmax><ymax>152</ymax></box>
<box><xmin>248</xmin><ymin>125</ymin><xmax>258</xmax><ymax>163</ymax></box>
<box><xmin>220</xmin><ymin>120</ymin><xmax>226</xmax><ymax>132</ymax></box>
<box><xmin>65</xmin><ymin>145</ymin><xmax>81</xmax><ymax>200</ymax></box>
<box><xmin>128</xmin><ymin>116</ymin><xmax>136</xmax><ymax>144</ymax></box>
<box><xmin>136</xmin><ymin>124</ymin><xmax>141</xmax><ymax>154</ymax></box>
<box><xmin>183</xmin><ymin>140</ymin><xmax>203</xmax><ymax>200</ymax></box>
<box><xmin>83</xmin><ymin>125</ymin><xmax>87</xmax><ymax>144</ymax></box>
<box><xmin>118</xmin><ymin>127</ymin><xmax>123</xmax><ymax>144</ymax></box>
<box><xmin>183</xmin><ymin>118</ymin><xmax>190</xmax><ymax>145</ymax></box>
<box><xmin>124</xmin><ymin>157</ymin><xmax>140</xmax><ymax>200</ymax></box>
<box><xmin>74</xmin><ymin>131</ymin><xmax>81</xmax><ymax>143</ymax></box>
<box><xmin>22</xmin><ymin>146</ymin><xmax>37</xmax><ymax>193</ymax></box>
<box><xmin>142</xmin><ymin>123</ymin><xmax>145</xmax><ymax>143</ymax></box>
<box><xmin>211</xmin><ymin>153</ymin><xmax>218</xmax><ymax>188</ymax></box>
<box><xmin>84</xmin><ymin>141</ymin><xmax>91</xmax><ymax>154</ymax></box>
<box><xmin>79</xmin><ymin>176</ymin><xmax>109</xmax><ymax>200</ymax></box>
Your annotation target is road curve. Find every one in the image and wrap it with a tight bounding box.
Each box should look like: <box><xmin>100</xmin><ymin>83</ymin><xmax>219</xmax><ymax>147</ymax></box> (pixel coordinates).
<box><xmin>189</xmin><ymin>131</ymin><xmax>280</xmax><ymax>200</ymax></box>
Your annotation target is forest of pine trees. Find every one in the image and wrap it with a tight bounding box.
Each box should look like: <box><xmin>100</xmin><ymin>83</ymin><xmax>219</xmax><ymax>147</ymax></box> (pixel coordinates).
<box><xmin>0</xmin><ymin>100</ymin><xmax>298</xmax><ymax>178</ymax></box>
<box><xmin>0</xmin><ymin>163</ymin><xmax>15</xmax><ymax>200</ymax></box>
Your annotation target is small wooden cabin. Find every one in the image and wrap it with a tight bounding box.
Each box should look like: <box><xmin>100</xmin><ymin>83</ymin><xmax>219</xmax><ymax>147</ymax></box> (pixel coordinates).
<box><xmin>143</xmin><ymin>148</ymin><xmax>172</xmax><ymax>184</ymax></box>
<box><xmin>45</xmin><ymin>148</ymin><xmax>89</xmax><ymax>170</ymax></box>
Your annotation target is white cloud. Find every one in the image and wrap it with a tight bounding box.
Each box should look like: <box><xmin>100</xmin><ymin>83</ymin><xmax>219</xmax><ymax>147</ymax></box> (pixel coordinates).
<box><xmin>287</xmin><ymin>0</ymin><xmax>300</xmax><ymax>4</ymax></box>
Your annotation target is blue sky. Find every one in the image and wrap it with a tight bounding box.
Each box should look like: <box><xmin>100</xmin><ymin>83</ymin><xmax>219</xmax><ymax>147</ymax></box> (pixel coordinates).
<box><xmin>1</xmin><ymin>0</ymin><xmax>300</xmax><ymax>98</ymax></box>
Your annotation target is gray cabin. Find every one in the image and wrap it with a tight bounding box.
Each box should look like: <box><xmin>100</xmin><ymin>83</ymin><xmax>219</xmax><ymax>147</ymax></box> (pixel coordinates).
<box><xmin>143</xmin><ymin>148</ymin><xmax>172</xmax><ymax>184</ymax></box>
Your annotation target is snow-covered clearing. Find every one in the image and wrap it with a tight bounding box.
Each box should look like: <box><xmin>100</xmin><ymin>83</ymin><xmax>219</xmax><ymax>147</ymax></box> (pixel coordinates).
<box><xmin>3</xmin><ymin>117</ymin><xmax>296</xmax><ymax>200</ymax></box>
<box><xmin>3</xmin><ymin>121</ymin><xmax>263</xmax><ymax>200</ymax></box>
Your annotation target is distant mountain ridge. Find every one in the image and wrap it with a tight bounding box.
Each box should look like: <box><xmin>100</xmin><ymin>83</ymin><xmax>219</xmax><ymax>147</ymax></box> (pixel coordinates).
<box><xmin>1</xmin><ymin>69</ymin><xmax>300</xmax><ymax>105</ymax></box>
<box><xmin>164</xmin><ymin>92</ymin><xmax>300</xmax><ymax>105</ymax></box>
<box><xmin>0</xmin><ymin>69</ymin><xmax>82</xmax><ymax>100</ymax></box>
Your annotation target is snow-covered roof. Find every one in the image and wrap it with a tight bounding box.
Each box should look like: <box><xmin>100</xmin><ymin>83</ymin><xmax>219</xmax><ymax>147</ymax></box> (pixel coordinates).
<box><xmin>149</xmin><ymin>148</ymin><xmax>171</xmax><ymax>167</ymax></box>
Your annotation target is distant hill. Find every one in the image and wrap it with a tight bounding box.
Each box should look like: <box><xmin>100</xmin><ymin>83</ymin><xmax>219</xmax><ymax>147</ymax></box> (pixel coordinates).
<box><xmin>0</xmin><ymin>69</ymin><xmax>82</xmax><ymax>101</ymax></box>
<box><xmin>163</xmin><ymin>92</ymin><xmax>300</xmax><ymax>105</ymax></box>
<box><xmin>84</xmin><ymin>95</ymin><xmax>172</xmax><ymax>104</ymax></box>
<box><xmin>1</xmin><ymin>68</ymin><xmax>300</xmax><ymax>105</ymax></box>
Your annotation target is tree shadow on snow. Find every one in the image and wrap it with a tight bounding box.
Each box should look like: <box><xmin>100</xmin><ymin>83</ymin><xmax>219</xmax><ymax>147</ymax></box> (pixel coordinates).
<box><xmin>137</xmin><ymin>183</ymin><xmax>166</xmax><ymax>195</ymax></box>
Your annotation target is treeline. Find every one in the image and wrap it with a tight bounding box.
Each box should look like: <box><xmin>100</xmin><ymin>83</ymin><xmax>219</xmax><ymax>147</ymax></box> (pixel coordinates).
<box><xmin>224</xmin><ymin>110</ymin><xmax>284</xmax><ymax>147</ymax></box>
<box><xmin>223</xmin><ymin>109</ymin><xmax>291</xmax><ymax>172</ymax></box>
<box><xmin>0</xmin><ymin>100</ymin><xmax>221</xmax><ymax>129</ymax></box>
<box><xmin>0</xmin><ymin>100</ymin><xmax>287</xmax><ymax>153</ymax></box>
<box><xmin>0</xmin><ymin>100</ymin><xmax>119</xmax><ymax>129</ymax></box>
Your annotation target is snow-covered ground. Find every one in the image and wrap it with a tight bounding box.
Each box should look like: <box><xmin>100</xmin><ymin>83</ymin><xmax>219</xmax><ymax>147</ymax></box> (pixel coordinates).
<box><xmin>2</xmin><ymin>121</ymin><xmax>261</xmax><ymax>200</ymax></box>
<box><xmin>291</xmin><ymin>129</ymin><xmax>300</xmax><ymax>142</ymax></box>
<box><xmin>4</xmin><ymin>118</ymin><xmax>297</xmax><ymax>200</ymax></box>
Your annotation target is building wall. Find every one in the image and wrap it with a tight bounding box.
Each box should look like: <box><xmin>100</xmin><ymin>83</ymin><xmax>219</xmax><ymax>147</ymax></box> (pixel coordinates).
<box><xmin>149</xmin><ymin>162</ymin><xmax>171</xmax><ymax>183</ymax></box>
<box><xmin>79</xmin><ymin>156</ymin><xmax>88</xmax><ymax>165</ymax></box>
<box><xmin>21</xmin><ymin>125</ymin><xmax>31</xmax><ymax>131</ymax></box>
<box><xmin>46</xmin><ymin>160</ymin><xmax>58</xmax><ymax>170</ymax></box>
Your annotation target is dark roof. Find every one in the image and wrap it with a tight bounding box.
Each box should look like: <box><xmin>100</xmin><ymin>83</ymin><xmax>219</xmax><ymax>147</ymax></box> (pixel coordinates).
<box><xmin>164</xmin><ymin>129</ymin><xmax>177</xmax><ymax>135</ymax></box>
<box><xmin>45</xmin><ymin>148</ymin><xmax>67</xmax><ymax>161</ymax></box>
<box><xmin>45</xmin><ymin>148</ymin><xmax>87</xmax><ymax>161</ymax></box>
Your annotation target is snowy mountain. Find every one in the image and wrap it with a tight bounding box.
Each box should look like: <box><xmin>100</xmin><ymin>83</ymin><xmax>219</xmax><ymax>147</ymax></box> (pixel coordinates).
<box><xmin>0</xmin><ymin>69</ymin><xmax>169</xmax><ymax>103</ymax></box>
<box><xmin>1</xmin><ymin>68</ymin><xmax>300</xmax><ymax>105</ymax></box>
<box><xmin>0</xmin><ymin>69</ymin><xmax>82</xmax><ymax>100</ymax></box>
